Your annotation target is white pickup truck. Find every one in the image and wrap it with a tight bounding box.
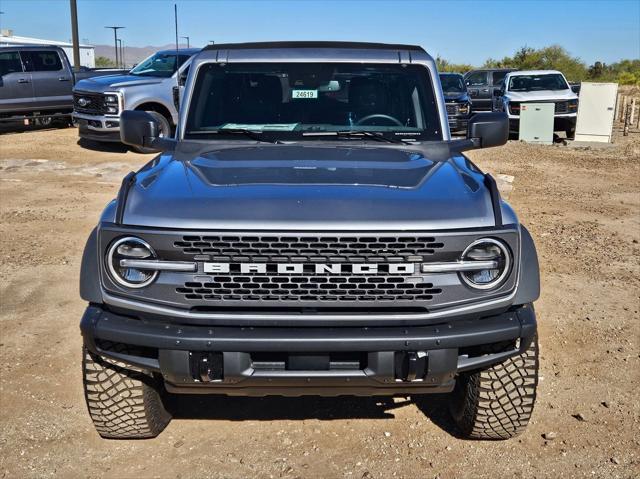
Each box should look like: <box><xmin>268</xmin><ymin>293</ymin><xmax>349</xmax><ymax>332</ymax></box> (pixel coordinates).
<box><xmin>494</xmin><ymin>70</ymin><xmax>578</xmax><ymax>138</ymax></box>
<box><xmin>72</xmin><ymin>48</ymin><xmax>199</xmax><ymax>152</ymax></box>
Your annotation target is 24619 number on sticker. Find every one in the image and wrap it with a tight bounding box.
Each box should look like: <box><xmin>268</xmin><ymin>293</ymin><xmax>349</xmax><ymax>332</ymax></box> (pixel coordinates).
<box><xmin>292</xmin><ymin>90</ymin><xmax>318</xmax><ymax>99</ymax></box>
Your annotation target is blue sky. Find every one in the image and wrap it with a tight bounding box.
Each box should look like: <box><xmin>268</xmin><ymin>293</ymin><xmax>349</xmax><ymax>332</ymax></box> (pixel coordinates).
<box><xmin>1</xmin><ymin>0</ymin><xmax>638</xmax><ymax>65</ymax></box>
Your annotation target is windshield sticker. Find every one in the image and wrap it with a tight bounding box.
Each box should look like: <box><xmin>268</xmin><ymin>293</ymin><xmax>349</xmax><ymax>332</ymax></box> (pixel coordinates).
<box><xmin>220</xmin><ymin>123</ymin><xmax>299</xmax><ymax>131</ymax></box>
<box><xmin>292</xmin><ymin>90</ymin><xmax>318</xmax><ymax>99</ymax></box>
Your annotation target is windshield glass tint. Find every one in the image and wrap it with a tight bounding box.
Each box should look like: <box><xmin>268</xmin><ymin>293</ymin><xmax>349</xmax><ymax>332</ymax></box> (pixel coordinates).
<box><xmin>185</xmin><ymin>63</ymin><xmax>441</xmax><ymax>140</ymax></box>
<box><xmin>508</xmin><ymin>74</ymin><xmax>568</xmax><ymax>91</ymax></box>
<box><xmin>439</xmin><ymin>74</ymin><xmax>464</xmax><ymax>93</ymax></box>
<box><xmin>130</xmin><ymin>52</ymin><xmax>190</xmax><ymax>78</ymax></box>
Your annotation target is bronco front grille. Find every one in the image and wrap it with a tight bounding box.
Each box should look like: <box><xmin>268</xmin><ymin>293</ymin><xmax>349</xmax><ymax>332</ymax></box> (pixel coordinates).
<box><xmin>174</xmin><ymin>235</ymin><xmax>445</xmax><ymax>263</ymax></box>
<box><xmin>174</xmin><ymin>235</ymin><xmax>445</xmax><ymax>303</ymax></box>
<box><xmin>177</xmin><ymin>276</ymin><xmax>442</xmax><ymax>302</ymax></box>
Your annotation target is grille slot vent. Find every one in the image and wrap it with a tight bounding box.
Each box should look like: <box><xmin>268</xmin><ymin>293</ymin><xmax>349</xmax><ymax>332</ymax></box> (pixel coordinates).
<box><xmin>174</xmin><ymin>235</ymin><xmax>444</xmax><ymax>263</ymax></box>
<box><xmin>177</xmin><ymin>275</ymin><xmax>442</xmax><ymax>302</ymax></box>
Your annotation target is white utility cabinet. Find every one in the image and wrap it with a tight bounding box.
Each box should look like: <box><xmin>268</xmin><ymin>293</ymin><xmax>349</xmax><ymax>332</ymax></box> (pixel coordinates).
<box><xmin>575</xmin><ymin>82</ymin><xmax>618</xmax><ymax>143</ymax></box>
<box><xmin>519</xmin><ymin>102</ymin><xmax>555</xmax><ymax>145</ymax></box>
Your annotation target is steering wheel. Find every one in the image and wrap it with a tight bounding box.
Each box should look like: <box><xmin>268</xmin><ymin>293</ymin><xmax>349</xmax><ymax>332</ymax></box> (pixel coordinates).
<box><xmin>355</xmin><ymin>114</ymin><xmax>403</xmax><ymax>126</ymax></box>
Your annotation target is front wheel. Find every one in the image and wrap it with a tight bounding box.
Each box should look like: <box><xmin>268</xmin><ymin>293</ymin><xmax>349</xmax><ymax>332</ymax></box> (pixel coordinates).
<box><xmin>449</xmin><ymin>334</ymin><xmax>539</xmax><ymax>440</ymax></box>
<box><xmin>131</xmin><ymin>111</ymin><xmax>171</xmax><ymax>154</ymax></box>
<box><xmin>82</xmin><ymin>345</ymin><xmax>171</xmax><ymax>439</ymax></box>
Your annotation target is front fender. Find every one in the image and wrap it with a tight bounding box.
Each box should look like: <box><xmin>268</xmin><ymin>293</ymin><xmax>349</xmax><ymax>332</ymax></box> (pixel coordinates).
<box><xmin>513</xmin><ymin>224</ymin><xmax>540</xmax><ymax>305</ymax></box>
<box><xmin>79</xmin><ymin>227</ymin><xmax>103</xmax><ymax>303</ymax></box>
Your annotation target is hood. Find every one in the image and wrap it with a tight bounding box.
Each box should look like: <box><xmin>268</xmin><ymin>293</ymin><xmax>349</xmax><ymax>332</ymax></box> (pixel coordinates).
<box><xmin>122</xmin><ymin>144</ymin><xmax>500</xmax><ymax>230</ymax></box>
<box><xmin>74</xmin><ymin>74</ymin><xmax>164</xmax><ymax>92</ymax></box>
<box><xmin>443</xmin><ymin>92</ymin><xmax>470</xmax><ymax>102</ymax></box>
<box><xmin>506</xmin><ymin>89</ymin><xmax>577</xmax><ymax>102</ymax></box>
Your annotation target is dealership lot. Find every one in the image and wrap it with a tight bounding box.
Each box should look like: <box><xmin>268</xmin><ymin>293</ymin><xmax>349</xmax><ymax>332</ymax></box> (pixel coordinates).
<box><xmin>0</xmin><ymin>127</ymin><xmax>638</xmax><ymax>477</ymax></box>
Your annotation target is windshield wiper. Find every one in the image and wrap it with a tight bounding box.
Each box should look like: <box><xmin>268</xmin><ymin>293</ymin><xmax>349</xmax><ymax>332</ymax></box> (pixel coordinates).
<box><xmin>304</xmin><ymin>130</ymin><xmax>410</xmax><ymax>144</ymax></box>
<box><xmin>191</xmin><ymin>129</ymin><xmax>281</xmax><ymax>144</ymax></box>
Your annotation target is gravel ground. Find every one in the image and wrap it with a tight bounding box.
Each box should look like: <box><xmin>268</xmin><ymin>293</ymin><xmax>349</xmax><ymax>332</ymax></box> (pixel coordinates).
<box><xmin>0</xmin><ymin>126</ymin><xmax>638</xmax><ymax>478</ymax></box>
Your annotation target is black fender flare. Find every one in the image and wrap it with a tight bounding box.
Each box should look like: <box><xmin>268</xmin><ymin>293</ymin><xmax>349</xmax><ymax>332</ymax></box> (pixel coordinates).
<box><xmin>513</xmin><ymin>224</ymin><xmax>540</xmax><ymax>305</ymax></box>
<box><xmin>79</xmin><ymin>227</ymin><xmax>103</xmax><ymax>303</ymax></box>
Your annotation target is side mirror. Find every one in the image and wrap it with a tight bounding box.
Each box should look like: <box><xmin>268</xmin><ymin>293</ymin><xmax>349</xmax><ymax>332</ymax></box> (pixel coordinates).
<box><xmin>493</xmin><ymin>89</ymin><xmax>503</xmax><ymax>97</ymax></box>
<box><xmin>178</xmin><ymin>70</ymin><xmax>188</xmax><ymax>86</ymax></box>
<box><xmin>466</xmin><ymin>112</ymin><xmax>508</xmax><ymax>149</ymax></box>
<box><xmin>120</xmin><ymin>110</ymin><xmax>175</xmax><ymax>152</ymax></box>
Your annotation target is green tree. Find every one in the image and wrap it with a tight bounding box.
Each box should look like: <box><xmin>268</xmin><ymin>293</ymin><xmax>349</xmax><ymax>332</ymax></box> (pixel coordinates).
<box><xmin>95</xmin><ymin>56</ymin><xmax>115</xmax><ymax>68</ymax></box>
<box><xmin>435</xmin><ymin>56</ymin><xmax>474</xmax><ymax>74</ymax></box>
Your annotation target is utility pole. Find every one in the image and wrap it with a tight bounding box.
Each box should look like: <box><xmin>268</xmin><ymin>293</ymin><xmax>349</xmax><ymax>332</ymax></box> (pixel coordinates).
<box><xmin>180</xmin><ymin>36</ymin><xmax>190</xmax><ymax>48</ymax></box>
<box><xmin>69</xmin><ymin>0</ymin><xmax>81</xmax><ymax>71</ymax></box>
<box><xmin>104</xmin><ymin>26</ymin><xmax>124</xmax><ymax>68</ymax></box>
<box><xmin>117</xmin><ymin>38</ymin><xmax>123</xmax><ymax>68</ymax></box>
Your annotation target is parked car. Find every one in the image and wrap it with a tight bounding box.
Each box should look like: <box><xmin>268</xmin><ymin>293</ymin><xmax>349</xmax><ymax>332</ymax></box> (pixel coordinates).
<box><xmin>73</xmin><ymin>48</ymin><xmax>200</xmax><ymax>152</ymax></box>
<box><xmin>79</xmin><ymin>41</ymin><xmax>540</xmax><ymax>441</ymax></box>
<box><xmin>0</xmin><ymin>45</ymin><xmax>126</xmax><ymax>125</ymax></box>
<box><xmin>463</xmin><ymin>68</ymin><xmax>516</xmax><ymax>112</ymax></box>
<box><xmin>494</xmin><ymin>70</ymin><xmax>578</xmax><ymax>138</ymax></box>
<box><xmin>438</xmin><ymin>72</ymin><xmax>472</xmax><ymax>133</ymax></box>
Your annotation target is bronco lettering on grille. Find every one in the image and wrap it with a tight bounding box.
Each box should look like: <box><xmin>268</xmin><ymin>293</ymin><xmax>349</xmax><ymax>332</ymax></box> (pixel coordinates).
<box><xmin>203</xmin><ymin>263</ymin><xmax>416</xmax><ymax>275</ymax></box>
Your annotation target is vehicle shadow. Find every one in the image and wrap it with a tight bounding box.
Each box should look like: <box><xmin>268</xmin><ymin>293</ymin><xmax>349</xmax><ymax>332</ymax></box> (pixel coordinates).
<box><xmin>77</xmin><ymin>138</ymin><xmax>130</xmax><ymax>153</ymax></box>
<box><xmin>166</xmin><ymin>392</ymin><xmax>460</xmax><ymax>436</ymax></box>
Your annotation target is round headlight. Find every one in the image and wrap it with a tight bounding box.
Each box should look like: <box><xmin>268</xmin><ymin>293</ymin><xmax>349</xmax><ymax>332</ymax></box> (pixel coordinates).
<box><xmin>460</xmin><ymin>238</ymin><xmax>511</xmax><ymax>290</ymax></box>
<box><xmin>106</xmin><ymin>237</ymin><xmax>157</xmax><ymax>288</ymax></box>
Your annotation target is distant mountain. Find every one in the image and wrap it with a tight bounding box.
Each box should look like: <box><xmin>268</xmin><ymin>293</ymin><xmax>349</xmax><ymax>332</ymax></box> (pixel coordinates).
<box><xmin>93</xmin><ymin>43</ymin><xmax>192</xmax><ymax>67</ymax></box>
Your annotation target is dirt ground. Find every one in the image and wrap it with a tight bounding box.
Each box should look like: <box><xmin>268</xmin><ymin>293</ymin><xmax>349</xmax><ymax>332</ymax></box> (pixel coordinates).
<box><xmin>0</xmin><ymin>125</ymin><xmax>638</xmax><ymax>479</ymax></box>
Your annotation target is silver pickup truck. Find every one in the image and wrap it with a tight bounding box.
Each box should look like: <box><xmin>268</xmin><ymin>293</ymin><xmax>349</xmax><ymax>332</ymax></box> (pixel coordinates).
<box><xmin>73</xmin><ymin>48</ymin><xmax>199</xmax><ymax>152</ymax></box>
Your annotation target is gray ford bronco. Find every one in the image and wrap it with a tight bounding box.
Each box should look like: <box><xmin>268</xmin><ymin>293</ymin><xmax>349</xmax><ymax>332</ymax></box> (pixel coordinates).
<box><xmin>80</xmin><ymin>42</ymin><xmax>540</xmax><ymax>440</ymax></box>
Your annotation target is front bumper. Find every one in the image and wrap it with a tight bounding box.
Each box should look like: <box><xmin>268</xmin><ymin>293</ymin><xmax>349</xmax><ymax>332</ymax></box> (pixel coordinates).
<box><xmin>508</xmin><ymin>113</ymin><xmax>577</xmax><ymax>132</ymax></box>
<box><xmin>74</xmin><ymin>113</ymin><xmax>121</xmax><ymax>142</ymax></box>
<box><xmin>81</xmin><ymin>304</ymin><xmax>537</xmax><ymax>396</ymax></box>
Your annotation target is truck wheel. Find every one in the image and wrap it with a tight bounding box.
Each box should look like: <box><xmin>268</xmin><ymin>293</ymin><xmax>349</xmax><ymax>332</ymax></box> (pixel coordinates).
<box><xmin>82</xmin><ymin>345</ymin><xmax>171</xmax><ymax>439</ymax></box>
<box><xmin>132</xmin><ymin>111</ymin><xmax>171</xmax><ymax>154</ymax></box>
<box><xmin>449</xmin><ymin>334</ymin><xmax>539</xmax><ymax>440</ymax></box>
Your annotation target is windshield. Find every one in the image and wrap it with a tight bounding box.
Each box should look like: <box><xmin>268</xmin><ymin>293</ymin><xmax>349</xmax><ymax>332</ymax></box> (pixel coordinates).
<box><xmin>185</xmin><ymin>63</ymin><xmax>441</xmax><ymax>141</ymax></box>
<box><xmin>508</xmin><ymin>73</ymin><xmax>569</xmax><ymax>92</ymax></box>
<box><xmin>130</xmin><ymin>52</ymin><xmax>191</xmax><ymax>78</ymax></box>
<box><xmin>439</xmin><ymin>74</ymin><xmax>465</xmax><ymax>93</ymax></box>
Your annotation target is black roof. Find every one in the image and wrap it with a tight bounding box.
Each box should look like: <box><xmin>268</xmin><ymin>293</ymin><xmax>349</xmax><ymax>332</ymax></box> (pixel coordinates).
<box><xmin>203</xmin><ymin>41</ymin><xmax>424</xmax><ymax>52</ymax></box>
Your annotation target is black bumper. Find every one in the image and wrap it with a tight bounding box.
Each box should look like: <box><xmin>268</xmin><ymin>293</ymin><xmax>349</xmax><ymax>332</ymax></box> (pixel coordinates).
<box><xmin>81</xmin><ymin>305</ymin><xmax>536</xmax><ymax>396</ymax></box>
<box><xmin>509</xmin><ymin>116</ymin><xmax>577</xmax><ymax>132</ymax></box>
<box><xmin>77</xmin><ymin>119</ymin><xmax>121</xmax><ymax>142</ymax></box>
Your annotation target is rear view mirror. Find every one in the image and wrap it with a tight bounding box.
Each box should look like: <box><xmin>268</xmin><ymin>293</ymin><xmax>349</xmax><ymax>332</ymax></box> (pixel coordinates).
<box><xmin>120</xmin><ymin>110</ymin><xmax>175</xmax><ymax>152</ymax></box>
<box><xmin>467</xmin><ymin>112</ymin><xmax>508</xmax><ymax>149</ymax></box>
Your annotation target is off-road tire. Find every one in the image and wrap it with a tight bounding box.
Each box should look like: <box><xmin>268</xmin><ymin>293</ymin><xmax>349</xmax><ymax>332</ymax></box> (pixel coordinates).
<box><xmin>449</xmin><ymin>335</ymin><xmax>539</xmax><ymax>440</ymax></box>
<box><xmin>82</xmin><ymin>345</ymin><xmax>171</xmax><ymax>439</ymax></box>
<box><xmin>132</xmin><ymin>111</ymin><xmax>171</xmax><ymax>154</ymax></box>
